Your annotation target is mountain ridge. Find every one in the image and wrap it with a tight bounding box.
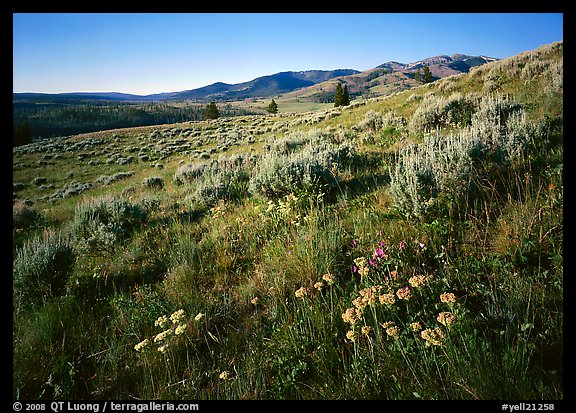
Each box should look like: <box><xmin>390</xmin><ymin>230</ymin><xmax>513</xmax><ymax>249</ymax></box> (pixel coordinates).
<box><xmin>13</xmin><ymin>53</ymin><xmax>497</xmax><ymax>103</ymax></box>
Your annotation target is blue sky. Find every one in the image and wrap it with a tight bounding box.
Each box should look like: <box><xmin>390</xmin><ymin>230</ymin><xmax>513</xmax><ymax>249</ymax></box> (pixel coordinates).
<box><xmin>13</xmin><ymin>13</ymin><xmax>563</xmax><ymax>95</ymax></box>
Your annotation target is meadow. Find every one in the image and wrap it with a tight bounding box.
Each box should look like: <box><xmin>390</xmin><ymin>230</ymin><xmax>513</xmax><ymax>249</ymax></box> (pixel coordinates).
<box><xmin>12</xmin><ymin>41</ymin><xmax>563</xmax><ymax>400</ymax></box>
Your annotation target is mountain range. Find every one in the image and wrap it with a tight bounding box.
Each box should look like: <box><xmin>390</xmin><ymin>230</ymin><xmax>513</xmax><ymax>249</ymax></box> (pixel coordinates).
<box><xmin>13</xmin><ymin>53</ymin><xmax>497</xmax><ymax>103</ymax></box>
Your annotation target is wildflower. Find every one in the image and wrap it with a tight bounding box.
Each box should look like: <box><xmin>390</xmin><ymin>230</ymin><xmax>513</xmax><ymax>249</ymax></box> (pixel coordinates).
<box><xmin>314</xmin><ymin>281</ymin><xmax>324</xmax><ymax>291</ymax></box>
<box><xmin>352</xmin><ymin>239</ymin><xmax>358</xmax><ymax>247</ymax></box>
<box><xmin>194</xmin><ymin>312</ymin><xmax>205</xmax><ymax>322</ymax></box>
<box><xmin>437</xmin><ymin>312</ymin><xmax>456</xmax><ymax>326</ymax></box>
<box><xmin>421</xmin><ymin>327</ymin><xmax>446</xmax><ymax>346</ymax></box>
<box><xmin>400</xmin><ymin>240</ymin><xmax>407</xmax><ymax>251</ymax></box>
<box><xmin>170</xmin><ymin>309</ymin><xmax>185</xmax><ymax>325</ymax></box>
<box><xmin>154</xmin><ymin>329</ymin><xmax>173</xmax><ymax>343</ymax></box>
<box><xmin>342</xmin><ymin>307</ymin><xmax>363</xmax><ymax>325</ymax></box>
<box><xmin>386</xmin><ymin>325</ymin><xmax>400</xmax><ymax>339</ymax></box>
<box><xmin>352</xmin><ymin>296</ymin><xmax>366</xmax><ymax>309</ymax></box>
<box><xmin>361</xmin><ymin>325</ymin><xmax>372</xmax><ymax>336</ymax></box>
<box><xmin>174</xmin><ymin>323</ymin><xmax>187</xmax><ymax>335</ymax></box>
<box><xmin>440</xmin><ymin>292</ymin><xmax>457</xmax><ymax>304</ymax></box>
<box><xmin>157</xmin><ymin>344</ymin><xmax>168</xmax><ymax>353</ymax></box>
<box><xmin>389</xmin><ymin>270</ymin><xmax>398</xmax><ymax>278</ymax></box>
<box><xmin>381</xmin><ymin>321</ymin><xmax>395</xmax><ymax>329</ymax></box>
<box><xmin>346</xmin><ymin>330</ymin><xmax>356</xmax><ymax>342</ymax></box>
<box><xmin>410</xmin><ymin>322</ymin><xmax>422</xmax><ymax>332</ymax></box>
<box><xmin>408</xmin><ymin>275</ymin><xmax>426</xmax><ymax>288</ymax></box>
<box><xmin>134</xmin><ymin>339</ymin><xmax>149</xmax><ymax>352</ymax></box>
<box><xmin>250</xmin><ymin>296</ymin><xmax>259</xmax><ymax>305</ymax></box>
<box><xmin>358</xmin><ymin>287</ymin><xmax>377</xmax><ymax>306</ymax></box>
<box><xmin>154</xmin><ymin>315</ymin><xmax>169</xmax><ymax>329</ymax></box>
<box><xmin>379</xmin><ymin>292</ymin><xmax>396</xmax><ymax>305</ymax></box>
<box><xmin>322</xmin><ymin>272</ymin><xmax>335</xmax><ymax>285</ymax></box>
<box><xmin>396</xmin><ymin>286</ymin><xmax>412</xmax><ymax>300</ymax></box>
<box><xmin>373</xmin><ymin>247</ymin><xmax>386</xmax><ymax>258</ymax></box>
<box><xmin>295</xmin><ymin>286</ymin><xmax>308</xmax><ymax>298</ymax></box>
<box><xmin>219</xmin><ymin>371</ymin><xmax>230</xmax><ymax>380</ymax></box>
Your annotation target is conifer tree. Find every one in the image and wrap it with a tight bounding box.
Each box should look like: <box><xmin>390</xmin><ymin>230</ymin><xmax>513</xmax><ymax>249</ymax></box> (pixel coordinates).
<box><xmin>342</xmin><ymin>84</ymin><xmax>350</xmax><ymax>106</ymax></box>
<box><xmin>267</xmin><ymin>99</ymin><xmax>278</xmax><ymax>114</ymax></box>
<box><xmin>423</xmin><ymin>65</ymin><xmax>433</xmax><ymax>83</ymax></box>
<box><xmin>334</xmin><ymin>83</ymin><xmax>344</xmax><ymax>107</ymax></box>
<box><xmin>414</xmin><ymin>68</ymin><xmax>422</xmax><ymax>82</ymax></box>
<box><xmin>203</xmin><ymin>102</ymin><xmax>220</xmax><ymax>120</ymax></box>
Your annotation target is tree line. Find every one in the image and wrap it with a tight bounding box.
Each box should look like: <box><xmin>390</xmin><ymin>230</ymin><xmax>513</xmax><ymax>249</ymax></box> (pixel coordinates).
<box><xmin>13</xmin><ymin>100</ymin><xmax>258</xmax><ymax>144</ymax></box>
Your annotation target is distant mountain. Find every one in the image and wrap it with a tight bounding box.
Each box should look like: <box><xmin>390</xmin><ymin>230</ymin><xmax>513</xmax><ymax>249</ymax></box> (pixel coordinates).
<box><xmin>164</xmin><ymin>69</ymin><xmax>360</xmax><ymax>101</ymax></box>
<box><xmin>377</xmin><ymin>53</ymin><xmax>498</xmax><ymax>78</ymax></box>
<box><xmin>13</xmin><ymin>69</ymin><xmax>359</xmax><ymax>103</ymax></box>
<box><xmin>13</xmin><ymin>54</ymin><xmax>496</xmax><ymax>105</ymax></box>
<box><xmin>283</xmin><ymin>53</ymin><xmax>499</xmax><ymax>102</ymax></box>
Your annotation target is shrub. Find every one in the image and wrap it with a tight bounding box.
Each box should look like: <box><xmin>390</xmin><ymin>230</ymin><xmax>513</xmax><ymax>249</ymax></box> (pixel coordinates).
<box><xmin>408</xmin><ymin>92</ymin><xmax>477</xmax><ymax>133</ymax></box>
<box><xmin>72</xmin><ymin>196</ymin><xmax>148</xmax><ymax>253</ymax></box>
<box><xmin>13</xmin><ymin>230</ymin><xmax>75</xmax><ymax>309</ymax></box>
<box><xmin>13</xmin><ymin>200</ymin><xmax>41</xmax><ymax>230</ymax></box>
<box><xmin>142</xmin><ymin>176</ymin><xmax>164</xmax><ymax>190</ymax></box>
<box><xmin>186</xmin><ymin>157</ymin><xmax>253</xmax><ymax>207</ymax></box>
<box><xmin>250</xmin><ymin>129</ymin><xmax>356</xmax><ymax>199</ymax></box>
<box><xmin>390</xmin><ymin>97</ymin><xmax>540</xmax><ymax>220</ymax></box>
<box><xmin>173</xmin><ymin>163</ymin><xmax>206</xmax><ymax>186</ymax></box>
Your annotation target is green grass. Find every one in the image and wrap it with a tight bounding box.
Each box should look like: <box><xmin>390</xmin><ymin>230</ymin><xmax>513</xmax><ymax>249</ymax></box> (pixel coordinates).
<box><xmin>13</xmin><ymin>41</ymin><xmax>563</xmax><ymax>400</ymax></box>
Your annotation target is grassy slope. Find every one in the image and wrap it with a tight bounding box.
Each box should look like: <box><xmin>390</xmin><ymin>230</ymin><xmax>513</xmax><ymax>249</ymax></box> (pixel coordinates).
<box><xmin>13</xmin><ymin>41</ymin><xmax>563</xmax><ymax>400</ymax></box>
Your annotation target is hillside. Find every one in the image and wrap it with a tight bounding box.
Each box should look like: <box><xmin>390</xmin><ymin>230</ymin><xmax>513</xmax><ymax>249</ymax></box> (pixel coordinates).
<box><xmin>13</xmin><ymin>69</ymin><xmax>360</xmax><ymax>104</ymax></box>
<box><xmin>162</xmin><ymin>70</ymin><xmax>359</xmax><ymax>101</ymax></box>
<box><xmin>13</xmin><ymin>40</ymin><xmax>563</xmax><ymax>400</ymax></box>
<box><xmin>282</xmin><ymin>53</ymin><xmax>498</xmax><ymax>104</ymax></box>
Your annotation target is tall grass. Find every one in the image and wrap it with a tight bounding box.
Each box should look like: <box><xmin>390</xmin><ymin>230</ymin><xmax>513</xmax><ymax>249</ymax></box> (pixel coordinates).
<box><xmin>13</xmin><ymin>41</ymin><xmax>563</xmax><ymax>400</ymax></box>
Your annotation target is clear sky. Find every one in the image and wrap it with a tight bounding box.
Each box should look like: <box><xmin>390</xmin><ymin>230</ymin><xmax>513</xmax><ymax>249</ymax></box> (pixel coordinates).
<box><xmin>13</xmin><ymin>13</ymin><xmax>563</xmax><ymax>95</ymax></box>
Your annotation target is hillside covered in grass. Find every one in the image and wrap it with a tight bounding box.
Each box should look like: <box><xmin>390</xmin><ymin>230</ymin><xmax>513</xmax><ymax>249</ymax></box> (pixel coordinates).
<box><xmin>13</xmin><ymin>40</ymin><xmax>563</xmax><ymax>400</ymax></box>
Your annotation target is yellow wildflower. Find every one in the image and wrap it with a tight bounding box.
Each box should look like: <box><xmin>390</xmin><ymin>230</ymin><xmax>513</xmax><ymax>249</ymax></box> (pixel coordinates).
<box><xmin>250</xmin><ymin>296</ymin><xmax>259</xmax><ymax>305</ymax></box>
<box><xmin>440</xmin><ymin>292</ymin><xmax>457</xmax><ymax>303</ymax></box>
<box><xmin>381</xmin><ymin>321</ymin><xmax>395</xmax><ymax>329</ymax></box>
<box><xmin>174</xmin><ymin>323</ymin><xmax>187</xmax><ymax>335</ymax></box>
<box><xmin>314</xmin><ymin>281</ymin><xmax>324</xmax><ymax>291</ymax></box>
<box><xmin>437</xmin><ymin>311</ymin><xmax>456</xmax><ymax>326</ymax></box>
<box><xmin>322</xmin><ymin>272</ymin><xmax>335</xmax><ymax>285</ymax></box>
<box><xmin>134</xmin><ymin>339</ymin><xmax>149</xmax><ymax>352</ymax></box>
<box><xmin>194</xmin><ymin>312</ymin><xmax>204</xmax><ymax>321</ymax></box>
<box><xmin>359</xmin><ymin>287</ymin><xmax>377</xmax><ymax>306</ymax></box>
<box><xmin>294</xmin><ymin>286</ymin><xmax>308</xmax><ymax>298</ymax></box>
<box><xmin>379</xmin><ymin>292</ymin><xmax>396</xmax><ymax>305</ymax></box>
<box><xmin>219</xmin><ymin>371</ymin><xmax>230</xmax><ymax>380</ymax></box>
<box><xmin>421</xmin><ymin>327</ymin><xmax>446</xmax><ymax>346</ymax></box>
<box><xmin>170</xmin><ymin>309</ymin><xmax>185</xmax><ymax>325</ymax></box>
<box><xmin>408</xmin><ymin>275</ymin><xmax>427</xmax><ymax>288</ymax></box>
<box><xmin>396</xmin><ymin>286</ymin><xmax>412</xmax><ymax>300</ymax></box>
<box><xmin>154</xmin><ymin>315</ymin><xmax>169</xmax><ymax>329</ymax></box>
<box><xmin>157</xmin><ymin>344</ymin><xmax>168</xmax><ymax>353</ymax></box>
<box><xmin>386</xmin><ymin>326</ymin><xmax>400</xmax><ymax>338</ymax></box>
<box><xmin>346</xmin><ymin>330</ymin><xmax>356</xmax><ymax>342</ymax></box>
<box><xmin>361</xmin><ymin>325</ymin><xmax>372</xmax><ymax>336</ymax></box>
<box><xmin>342</xmin><ymin>307</ymin><xmax>363</xmax><ymax>325</ymax></box>
<box><xmin>410</xmin><ymin>322</ymin><xmax>422</xmax><ymax>332</ymax></box>
<box><xmin>154</xmin><ymin>329</ymin><xmax>173</xmax><ymax>343</ymax></box>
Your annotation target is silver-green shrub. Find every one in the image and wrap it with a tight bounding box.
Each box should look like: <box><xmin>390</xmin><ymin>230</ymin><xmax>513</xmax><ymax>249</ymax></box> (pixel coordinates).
<box><xmin>14</xmin><ymin>230</ymin><xmax>75</xmax><ymax>309</ymax></box>
<box><xmin>249</xmin><ymin>128</ymin><xmax>356</xmax><ymax>199</ymax></box>
<box><xmin>390</xmin><ymin>96</ymin><xmax>539</xmax><ymax>220</ymax></box>
<box><xmin>408</xmin><ymin>92</ymin><xmax>477</xmax><ymax>134</ymax></box>
<box><xmin>72</xmin><ymin>196</ymin><xmax>148</xmax><ymax>253</ymax></box>
<box><xmin>173</xmin><ymin>162</ymin><xmax>206</xmax><ymax>185</ymax></box>
<box><xmin>142</xmin><ymin>176</ymin><xmax>164</xmax><ymax>190</ymax></box>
